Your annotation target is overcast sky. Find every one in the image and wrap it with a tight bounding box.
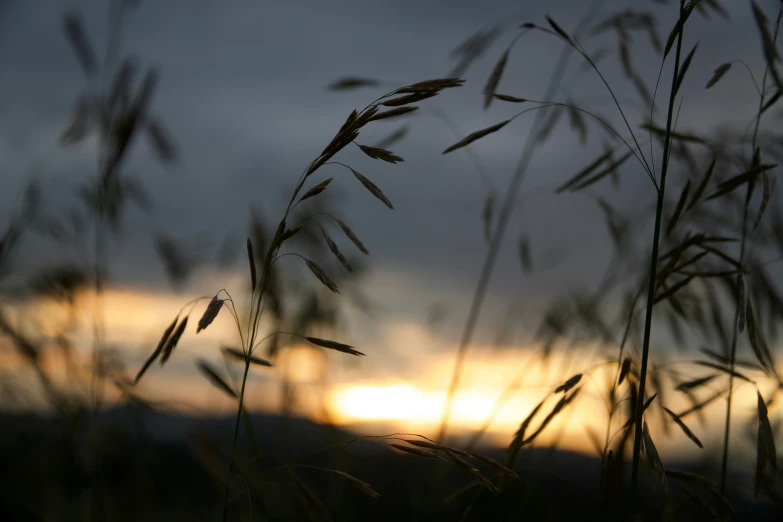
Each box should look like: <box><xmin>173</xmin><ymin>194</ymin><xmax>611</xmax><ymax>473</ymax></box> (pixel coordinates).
<box><xmin>1</xmin><ymin>0</ymin><xmax>781</xmax><ymax>367</ymax></box>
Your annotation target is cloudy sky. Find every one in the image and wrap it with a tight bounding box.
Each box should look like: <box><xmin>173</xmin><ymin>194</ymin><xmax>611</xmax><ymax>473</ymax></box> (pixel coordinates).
<box><xmin>1</xmin><ymin>0</ymin><xmax>781</xmax><ymax>455</ymax></box>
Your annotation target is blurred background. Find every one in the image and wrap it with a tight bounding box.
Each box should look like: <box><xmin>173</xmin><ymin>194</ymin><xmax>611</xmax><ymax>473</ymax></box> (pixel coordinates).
<box><xmin>1</xmin><ymin>0</ymin><xmax>782</xmax><ymax>520</ymax></box>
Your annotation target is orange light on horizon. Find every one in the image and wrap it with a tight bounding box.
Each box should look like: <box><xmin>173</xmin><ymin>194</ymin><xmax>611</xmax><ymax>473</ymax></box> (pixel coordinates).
<box><xmin>328</xmin><ymin>382</ymin><xmax>543</xmax><ymax>429</ymax></box>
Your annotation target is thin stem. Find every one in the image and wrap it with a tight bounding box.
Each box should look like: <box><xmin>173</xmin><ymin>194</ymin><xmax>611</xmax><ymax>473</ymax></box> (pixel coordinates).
<box><xmin>536</xmin><ymin>26</ymin><xmax>655</xmax><ymax>183</ymax></box>
<box><xmin>222</xmin><ymin>359</ymin><xmax>251</xmax><ymax>522</ymax></box>
<box><xmin>630</xmin><ymin>0</ymin><xmax>686</xmax><ymax>510</ymax></box>
<box><xmin>512</xmin><ymin>100</ymin><xmax>653</xmax><ymax>179</ymax></box>
<box><xmin>222</xmin><ymin>89</ymin><xmax>408</xmax><ymax>517</ymax></box>
<box><xmin>732</xmin><ymin>59</ymin><xmax>763</xmax><ymax>96</ymax></box>
<box><xmin>719</xmin><ymin>0</ymin><xmax>783</xmax><ymax>496</ymax></box>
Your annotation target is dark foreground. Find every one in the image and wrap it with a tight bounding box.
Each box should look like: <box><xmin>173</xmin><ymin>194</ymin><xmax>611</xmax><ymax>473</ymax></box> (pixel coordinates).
<box><xmin>0</xmin><ymin>407</ymin><xmax>780</xmax><ymax>521</ymax></box>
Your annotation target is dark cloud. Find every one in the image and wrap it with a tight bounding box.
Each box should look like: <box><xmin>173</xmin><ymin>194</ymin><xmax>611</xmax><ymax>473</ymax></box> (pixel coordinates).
<box><xmin>0</xmin><ymin>0</ymin><xmax>779</xmax><ymax>343</ymax></box>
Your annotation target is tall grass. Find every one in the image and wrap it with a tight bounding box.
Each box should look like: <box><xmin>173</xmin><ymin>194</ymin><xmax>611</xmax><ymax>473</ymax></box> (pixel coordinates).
<box><xmin>1</xmin><ymin>0</ymin><xmax>783</xmax><ymax>520</ymax></box>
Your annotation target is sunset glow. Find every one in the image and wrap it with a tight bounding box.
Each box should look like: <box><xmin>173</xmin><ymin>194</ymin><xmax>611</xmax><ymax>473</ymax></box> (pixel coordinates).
<box><xmin>2</xmin><ymin>287</ymin><xmax>780</xmax><ymax>459</ymax></box>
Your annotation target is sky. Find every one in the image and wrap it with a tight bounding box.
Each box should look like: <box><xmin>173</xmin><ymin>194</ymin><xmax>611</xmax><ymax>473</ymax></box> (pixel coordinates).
<box><xmin>1</xmin><ymin>0</ymin><xmax>782</xmax><ymax>459</ymax></box>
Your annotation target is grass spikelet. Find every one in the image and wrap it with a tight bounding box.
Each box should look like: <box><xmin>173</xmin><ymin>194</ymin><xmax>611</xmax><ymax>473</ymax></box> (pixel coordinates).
<box><xmin>483</xmin><ymin>50</ymin><xmax>509</xmax><ymax>110</ymax></box>
<box><xmin>757</xmin><ymin>393</ymin><xmax>776</xmax><ymax>470</ymax></box>
<box><xmin>752</xmin><ymin>172</ymin><xmax>772</xmax><ymax>230</ymax></box>
<box><xmin>320</xmin><ymin>129</ymin><xmax>360</xmax><ymax>162</ymax></box>
<box><xmin>468</xmin><ymin>451</ymin><xmax>520</xmax><ymax>479</ymax></box>
<box><xmin>291</xmin><ymin>473</ymin><xmax>330</xmax><ymax>519</ymax></box>
<box><xmin>642</xmin><ymin>122</ymin><xmax>707</xmax><ymax>145</ymax></box>
<box><xmin>745</xmin><ymin>301</ymin><xmax>774</xmax><ymax>374</ymax></box>
<box><xmin>653</xmin><ymin>275</ymin><xmax>694</xmax><ymax>304</ymax></box>
<box><xmin>319</xmin><ymin>468</ymin><xmax>380</xmax><ymax>498</ymax></box>
<box><xmin>492</xmin><ymin>93</ymin><xmax>527</xmax><ymax>103</ymax></box>
<box><xmin>663</xmin><ymin>407</ymin><xmax>704</xmax><ymax>448</ymax></box>
<box><xmin>327</xmin><ymin>77</ymin><xmax>382</xmax><ymax>91</ymax></box>
<box><xmin>677</xmin><ymin>390</ymin><xmax>724</xmax><ymax>420</ymax></box>
<box><xmin>555</xmin><ymin>149</ymin><xmax>613</xmax><ymax>193</ymax></box>
<box><xmin>305</xmin><ymin>336</ymin><xmax>364</xmax><ymax>356</ymax></box>
<box><xmin>161</xmin><ymin>316</ymin><xmax>188</xmax><ymax>364</ymax></box>
<box><xmin>368</xmin><ymin>106</ymin><xmax>419</xmax><ymax>122</ymax></box>
<box><xmin>382</xmin><ymin>92</ymin><xmax>439</xmax><ymax>107</ymax></box>
<box><xmin>694</xmin><ymin>361</ymin><xmax>752</xmax><ymax>382</ymax></box>
<box><xmin>686</xmin><ymin>156</ymin><xmax>716</xmax><ymax>211</ymax></box>
<box><xmin>445</xmin><ymin>451</ymin><xmax>498</xmax><ymax>492</ymax></box>
<box><xmin>751</xmin><ymin>1</ymin><xmax>781</xmax><ymax>67</ymax></box>
<box><xmin>568</xmin><ymin>149</ymin><xmax>634</xmax><ymax>192</ymax></box>
<box><xmin>299</xmin><ymin>177</ymin><xmax>333</xmax><ymax>202</ymax></box>
<box><xmin>350</xmin><ymin>168</ymin><xmax>394</xmax><ymax>209</ymax></box>
<box><xmin>337</xmin><ymin>109</ymin><xmax>359</xmax><ymax>136</ymax></box>
<box><xmin>246</xmin><ymin>238</ymin><xmax>257</xmax><ymax>290</ymax></box>
<box><xmin>304</xmin><ymin>259</ymin><xmax>340</xmax><ymax>293</ymax></box>
<box><xmin>280</xmin><ymin>225</ymin><xmax>305</xmax><ymax>243</ymax></box>
<box><xmin>674</xmin><ymin>43</ymin><xmax>699</xmax><ymax>95</ymax></box>
<box><xmin>358</xmin><ymin>144</ymin><xmax>404</xmax><ymax>164</ymax></box>
<box><xmin>63</xmin><ymin>11</ymin><xmax>96</xmax><ymax>77</ymax></box>
<box><xmin>272</xmin><ymin>220</ymin><xmax>287</xmax><ymax>248</ymax></box>
<box><xmin>388</xmin><ymin>443</ymin><xmax>444</xmax><ymax>460</ymax></box>
<box><xmin>526</xmin><ymin>390</ymin><xmax>580</xmax><ymax>445</ymax></box>
<box><xmin>508</xmin><ymin>397</ymin><xmax>546</xmax><ymax>463</ymax></box>
<box><xmin>624</xmin><ymin>393</ymin><xmax>658</xmax><ymax>430</ymax></box>
<box><xmin>664</xmin><ymin>3</ymin><xmax>695</xmax><ymax>58</ymax></box>
<box><xmin>555</xmin><ymin>373</ymin><xmax>582</xmax><ymax>393</ymax></box>
<box><xmin>642</xmin><ymin>421</ymin><xmax>668</xmax><ymax>492</ymax></box>
<box><xmin>619</xmin><ymin>357</ymin><xmax>632</xmax><ymax>385</ymax></box>
<box><xmin>354</xmin><ymin>106</ymin><xmax>381</xmax><ymax>128</ymax></box>
<box><xmin>755</xmin><ymin>391</ymin><xmax>777</xmax><ymax>497</ymax></box>
<box><xmin>395</xmin><ymin>78</ymin><xmax>465</xmax><ymax>93</ymax></box>
<box><xmin>404</xmin><ymin>439</ymin><xmax>469</xmax><ymax>457</ymax></box>
<box><xmin>545</xmin><ymin>15</ymin><xmax>571</xmax><ymax>41</ymax></box>
<box><xmin>442</xmin><ymin>120</ymin><xmax>511</xmax><ymax>154</ymax></box>
<box><xmin>705</xmin><ymin>62</ymin><xmax>732</xmax><ymax>89</ymax></box>
<box><xmin>196</xmin><ymin>359</ymin><xmax>237</xmax><ymax>399</ymax></box>
<box><xmin>761</xmin><ymin>89</ymin><xmax>782</xmax><ymax>113</ymax></box>
<box><xmin>666</xmin><ymin>180</ymin><xmax>691</xmax><ymax>237</ymax></box>
<box><xmin>337</xmin><ymin>220</ymin><xmax>369</xmax><ymax>255</ymax></box>
<box><xmin>197</xmin><ymin>295</ymin><xmax>224</xmax><ymax>334</ymax></box>
<box><xmin>221</xmin><ymin>347</ymin><xmax>273</xmax><ymax>367</ymax></box>
<box><xmin>676</xmin><ymin>374</ymin><xmax>718</xmax><ymax>391</ymax></box>
<box><xmin>706</xmin><ymin>164</ymin><xmax>776</xmax><ymax>201</ymax></box>
<box><xmin>134</xmin><ymin>316</ymin><xmax>178</xmax><ymax>383</ymax></box>
<box><xmin>320</xmin><ymin>225</ymin><xmax>353</xmax><ymax>273</ymax></box>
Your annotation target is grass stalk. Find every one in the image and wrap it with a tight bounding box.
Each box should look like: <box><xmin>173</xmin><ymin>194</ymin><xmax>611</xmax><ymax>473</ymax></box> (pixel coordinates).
<box><xmin>629</xmin><ymin>0</ymin><xmax>686</xmax><ymax>509</ymax></box>
<box><xmin>222</xmin><ymin>359</ymin><xmax>252</xmax><ymax>521</ymax></box>
<box><xmin>719</xmin><ymin>0</ymin><xmax>783</xmax><ymax>495</ymax></box>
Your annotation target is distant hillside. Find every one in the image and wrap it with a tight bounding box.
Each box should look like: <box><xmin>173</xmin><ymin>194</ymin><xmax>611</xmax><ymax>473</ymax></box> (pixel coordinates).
<box><xmin>0</xmin><ymin>408</ymin><xmax>780</xmax><ymax>521</ymax></box>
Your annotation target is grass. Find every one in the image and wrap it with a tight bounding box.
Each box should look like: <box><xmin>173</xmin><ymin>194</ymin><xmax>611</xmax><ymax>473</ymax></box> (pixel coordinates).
<box><xmin>1</xmin><ymin>0</ymin><xmax>783</xmax><ymax>520</ymax></box>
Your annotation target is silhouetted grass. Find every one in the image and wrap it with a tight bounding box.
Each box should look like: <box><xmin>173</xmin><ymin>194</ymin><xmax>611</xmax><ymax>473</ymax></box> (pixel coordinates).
<box><xmin>1</xmin><ymin>0</ymin><xmax>782</xmax><ymax>521</ymax></box>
